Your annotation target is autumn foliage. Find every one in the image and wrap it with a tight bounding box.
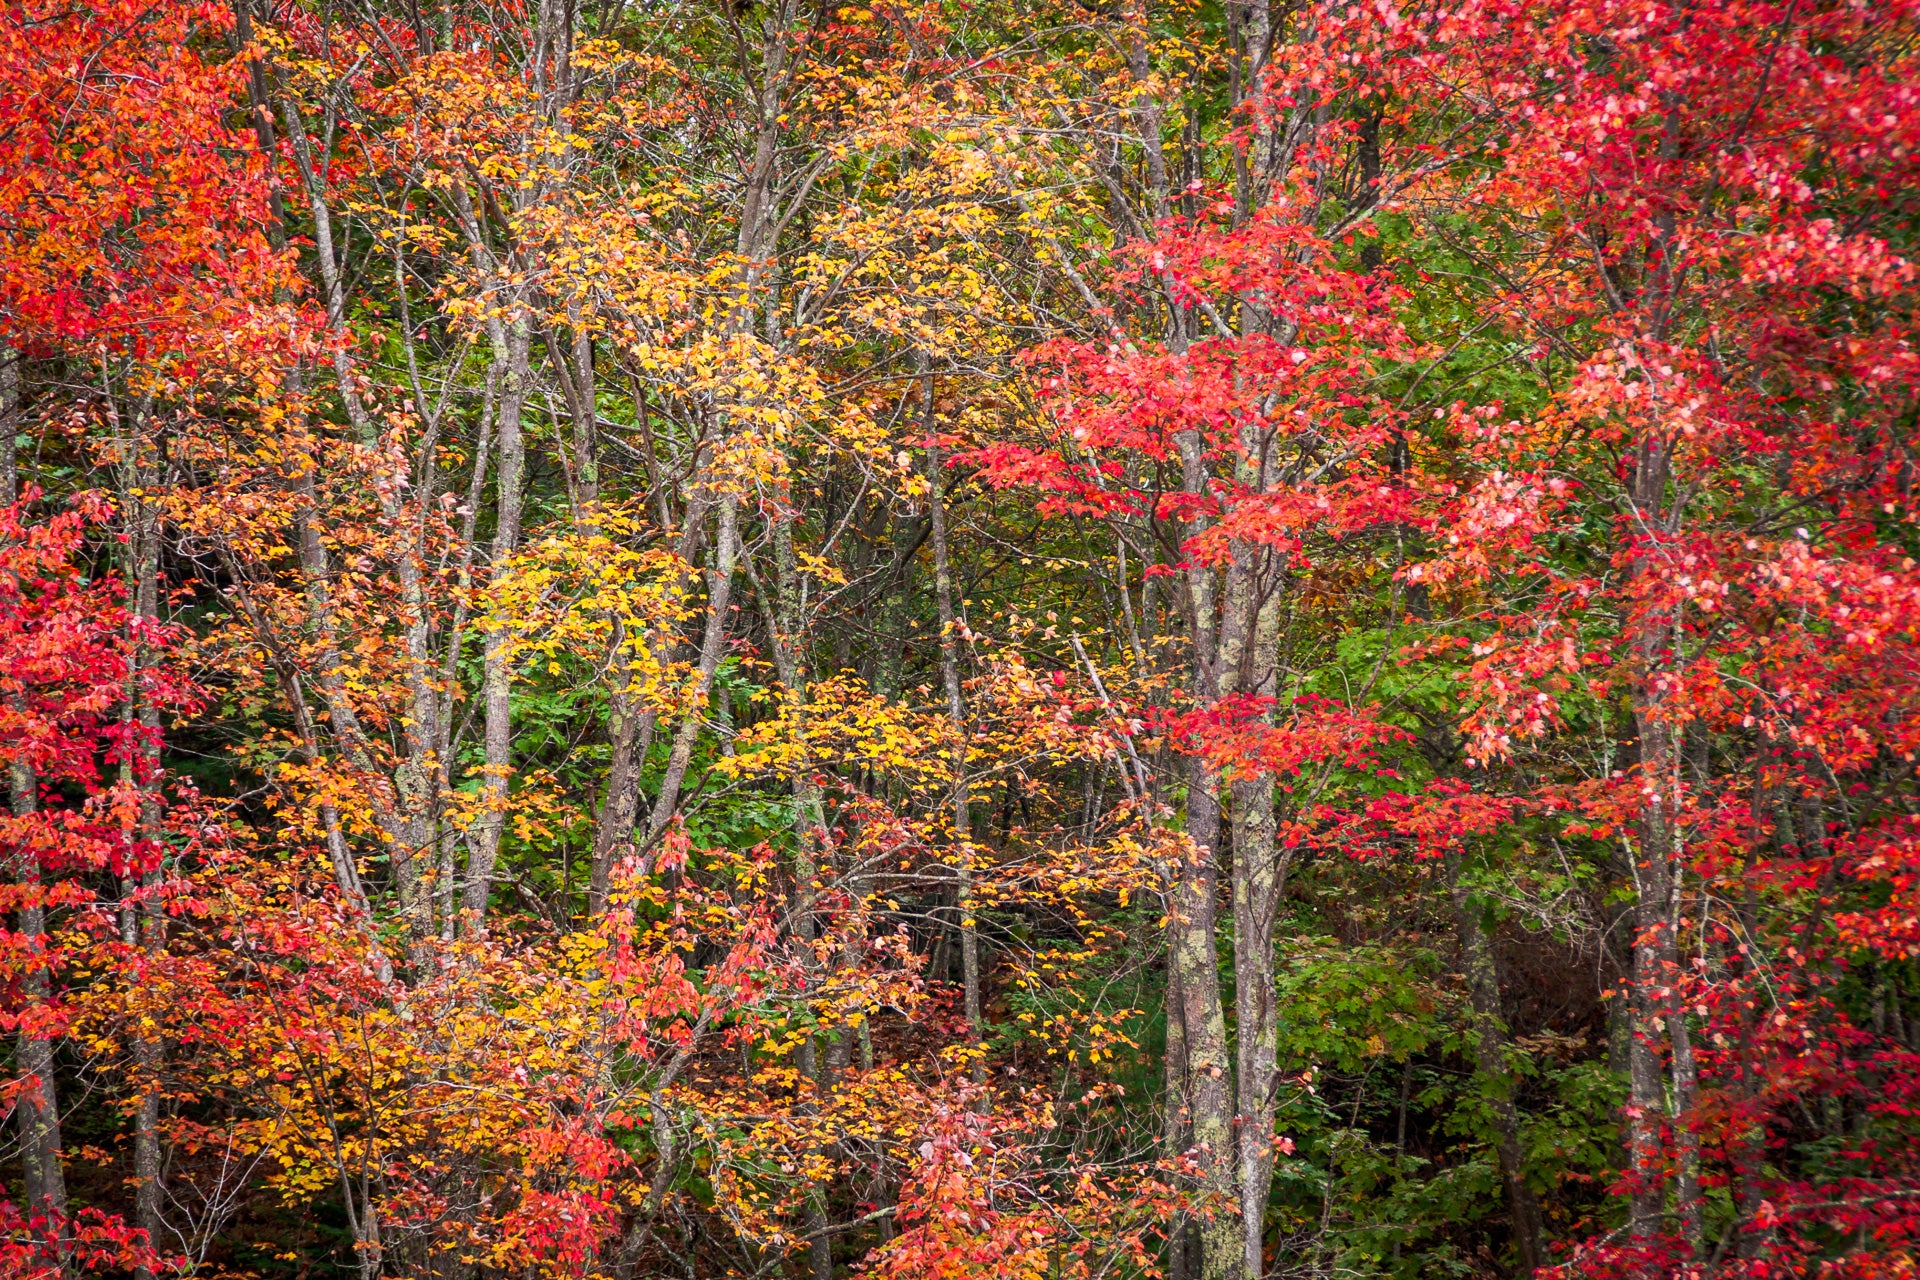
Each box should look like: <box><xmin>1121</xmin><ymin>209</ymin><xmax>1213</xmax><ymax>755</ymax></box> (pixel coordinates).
<box><xmin>1</xmin><ymin>0</ymin><xmax>1918</xmax><ymax>1276</ymax></box>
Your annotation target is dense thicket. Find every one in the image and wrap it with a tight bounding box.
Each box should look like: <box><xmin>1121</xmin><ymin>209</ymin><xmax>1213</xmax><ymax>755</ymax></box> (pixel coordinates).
<box><xmin>2</xmin><ymin>0</ymin><xmax>1918</xmax><ymax>1276</ymax></box>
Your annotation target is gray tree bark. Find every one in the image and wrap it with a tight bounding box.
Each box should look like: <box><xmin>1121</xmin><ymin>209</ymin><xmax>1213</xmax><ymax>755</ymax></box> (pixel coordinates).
<box><xmin>4</xmin><ymin>349</ymin><xmax>68</xmax><ymax>1234</ymax></box>
<box><xmin>925</xmin><ymin>370</ymin><xmax>984</xmax><ymax>1088</ymax></box>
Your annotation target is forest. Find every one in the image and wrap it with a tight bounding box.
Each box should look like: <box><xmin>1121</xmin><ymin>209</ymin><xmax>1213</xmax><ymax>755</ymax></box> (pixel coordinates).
<box><xmin>2</xmin><ymin>0</ymin><xmax>1918</xmax><ymax>1275</ymax></box>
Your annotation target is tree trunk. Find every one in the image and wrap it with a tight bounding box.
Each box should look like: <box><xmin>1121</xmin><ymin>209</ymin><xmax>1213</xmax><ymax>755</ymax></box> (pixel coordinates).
<box><xmin>118</xmin><ymin>427</ymin><xmax>167</xmax><ymax>1279</ymax></box>
<box><xmin>1</xmin><ymin>344</ymin><xmax>17</xmax><ymax>506</ymax></box>
<box><xmin>13</xmin><ymin>759</ymin><xmax>66</xmax><ymax>1231</ymax></box>
<box><xmin>1442</xmin><ymin>847</ymin><xmax>1546</xmax><ymax>1275</ymax></box>
<box><xmin>1625</xmin><ymin>756</ymin><xmax>1675</xmax><ymax>1245</ymax></box>
<box><xmin>643</xmin><ymin>494</ymin><xmax>738</xmax><ymax>846</ymax></box>
<box><xmin>4</xmin><ymin>372</ymin><xmax>67</xmax><ymax>1232</ymax></box>
<box><xmin>925</xmin><ymin>378</ymin><xmax>984</xmax><ymax>1089</ymax></box>
<box><xmin>1162</xmin><ymin>957</ymin><xmax>1192</xmax><ymax>1280</ymax></box>
<box><xmin>1626</xmin><ymin>431</ymin><xmax>1692</xmax><ymax>1250</ymax></box>
<box><xmin>1168</xmin><ymin>755</ymin><xmax>1238</xmax><ymax>1280</ymax></box>
<box><xmin>463</xmin><ymin>315</ymin><xmax>532</xmax><ymax>924</ymax></box>
<box><xmin>1229</xmin><ymin>590</ymin><xmax>1284</xmax><ymax>1280</ymax></box>
<box><xmin>1163</xmin><ymin>402</ymin><xmax>1242</xmax><ymax>1280</ymax></box>
<box><xmin>1667</xmin><ymin>861</ymin><xmax>1703</xmax><ymax>1255</ymax></box>
<box><xmin>589</xmin><ymin>680</ymin><xmax>653</xmax><ymax>913</ymax></box>
<box><xmin>767</xmin><ymin>504</ymin><xmax>840</xmax><ymax>1280</ymax></box>
<box><xmin>588</xmin><ymin>494</ymin><xmax>706</xmax><ymax>912</ymax></box>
